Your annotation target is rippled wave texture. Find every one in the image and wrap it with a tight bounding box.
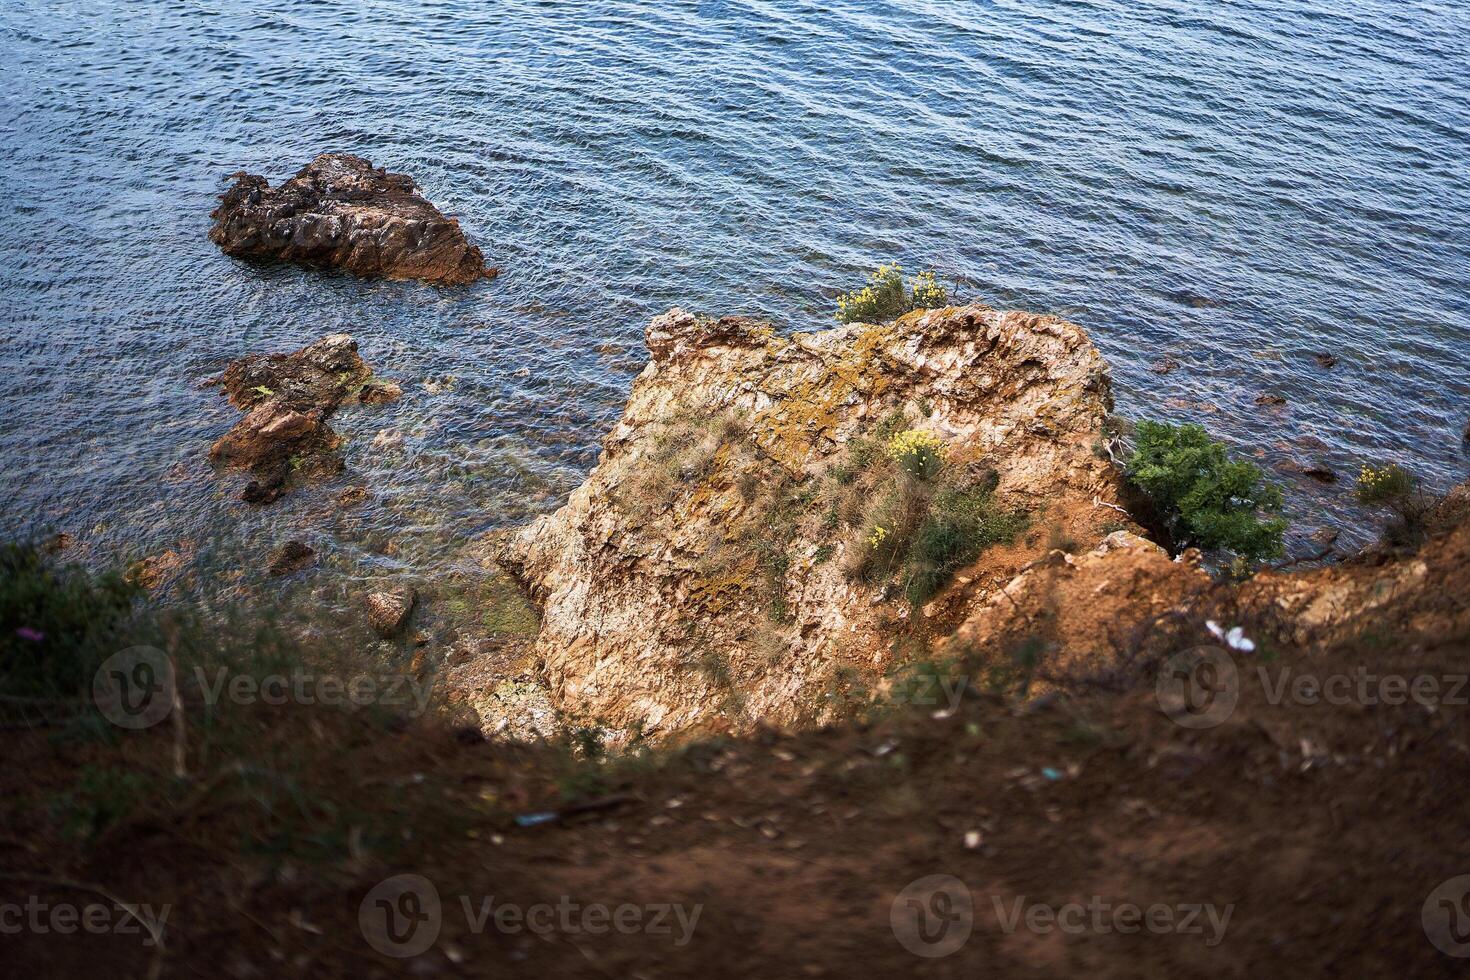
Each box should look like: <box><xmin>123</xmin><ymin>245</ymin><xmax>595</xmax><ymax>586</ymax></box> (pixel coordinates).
<box><xmin>2</xmin><ymin>0</ymin><xmax>1467</xmax><ymax>584</ymax></box>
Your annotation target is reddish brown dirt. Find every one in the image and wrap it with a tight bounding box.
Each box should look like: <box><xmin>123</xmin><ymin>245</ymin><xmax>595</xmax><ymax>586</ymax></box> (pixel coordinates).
<box><xmin>3</xmin><ymin>619</ymin><xmax>1468</xmax><ymax>978</ymax></box>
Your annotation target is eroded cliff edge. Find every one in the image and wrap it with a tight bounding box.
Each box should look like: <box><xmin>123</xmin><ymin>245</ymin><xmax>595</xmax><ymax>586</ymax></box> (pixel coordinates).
<box><xmin>499</xmin><ymin>303</ymin><xmax>1127</xmax><ymax>736</ymax></box>
<box><xmin>495</xmin><ymin>303</ymin><xmax>1469</xmax><ymax>741</ymax></box>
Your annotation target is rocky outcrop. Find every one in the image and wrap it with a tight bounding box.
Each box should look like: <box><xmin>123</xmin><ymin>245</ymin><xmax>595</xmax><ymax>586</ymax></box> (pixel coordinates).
<box><xmin>500</xmin><ymin>304</ymin><xmax>1121</xmax><ymax>737</ymax></box>
<box><xmin>942</xmin><ymin>485</ymin><xmax>1470</xmax><ymax>692</ymax></box>
<box><xmin>207</xmin><ymin>334</ymin><xmax>382</xmax><ymax>503</ymax></box>
<box><xmin>209</xmin><ymin>153</ymin><xmax>493</xmax><ymax>286</ymax></box>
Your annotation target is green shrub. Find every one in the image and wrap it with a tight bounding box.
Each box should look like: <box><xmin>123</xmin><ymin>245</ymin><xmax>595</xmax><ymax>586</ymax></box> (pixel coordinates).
<box><xmin>843</xmin><ymin>420</ymin><xmax>1027</xmax><ymax>605</ymax></box>
<box><xmin>1355</xmin><ymin>462</ymin><xmax>1433</xmax><ymax>544</ymax></box>
<box><xmin>1</xmin><ymin>543</ymin><xmax>139</xmax><ymax>700</ymax></box>
<box><xmin>1354</xmin><ymin>463</ymin><xmax>1416</xmax><ymax>507</ymax></box>
<box><xmin>835</xmin><ymin>264</ymin><xmax>949</xmax><ymax>324</ymax></box>
<box><xmin>901</xmin><ymin>487</ymin><xmax>1028</xmax><ymax>605</ymax></box>
<box><xmin>1126</xmin><ymin>421</ymin><xmax>1286</xmax><ymax>562</ymax></box>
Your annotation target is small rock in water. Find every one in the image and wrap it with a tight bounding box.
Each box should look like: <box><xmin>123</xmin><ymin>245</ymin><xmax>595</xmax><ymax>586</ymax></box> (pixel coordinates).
<box><xmin>209</xmin><ymin>152</ymin><xmax>493</xmax><ymax>285</ymax></box>
<box><xmin>127</xmin><ymin>549</ymin><xmax>185</xmax><ymax>591</ymax></box>
<box><xmin>337</xmin><ymin>486</ymin><xmax>371</xmax><ymax>507</ymax></box>
<box><xmin>1311</xmin><ymin>527</ymin><xmax>1341</xmax><ymax>547</ymax></box>
<box><xmin>365</xmin><ymin>587</ymin><xmax>417</xmax><ymax>637</ymax></box>
<box><xmin>1148</xmin><ymin>357</ymin><xmax>1180</xmax><ymax>375</ymax></box>
<box><xmin>267</xmin><ymin>540</ymin><xmax>315</xmax><ymax>577</ymax></box>
<box><xmin>209</xmin><ymin>334</ymin><xmax>387</xmax><ymax>504</ymax></box>
<box><xmin>358</xmin><ymin>379</ymin><xmax>403</xmax><ymax>405</ymax></box>
<box><xmin>43</xmin><ymin>532</ymin><xmax>76</xmax><ymax>555</ymax></box>
<box><xmin>242</xmin><ymin>476</ymin><xmax>287</xmax><ymax>504</ymax></box>
<box><xmin>1312</xmin><ymin>352</ymin><xmax>1338</xmax><ymax>369</ymax></box>
<box><xmin>1255</xmin><ymin>393</ymin><xmax>1288</xmax><ymax>407</ymax></box>
<box><xmin>1282</xmin><ymin>460</ymin><xmax>1337</xmax><ymax>484</ymax></box>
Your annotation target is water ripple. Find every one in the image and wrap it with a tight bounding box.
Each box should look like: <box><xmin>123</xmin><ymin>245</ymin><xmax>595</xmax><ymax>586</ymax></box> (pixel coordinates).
<box><xmin>1</xmin><ymin>0</ymin><xmax>1467</xmax><ymax>597</ymax></box>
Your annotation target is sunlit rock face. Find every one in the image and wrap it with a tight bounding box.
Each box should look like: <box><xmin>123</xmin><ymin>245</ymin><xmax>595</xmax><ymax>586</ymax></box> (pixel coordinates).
<box><xmin>500</xmin><ymin>304</ymin><xmax>1121</xmax><ymax>738</ymax></box>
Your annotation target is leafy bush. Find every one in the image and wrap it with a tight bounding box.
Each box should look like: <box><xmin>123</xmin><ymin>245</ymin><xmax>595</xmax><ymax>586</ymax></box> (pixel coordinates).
<box><xmin>842</xmin><ymin>424</ymin><xmax>1026</xmax><ymax>604</ymax></box>
<box><xmin>1126</xmin><ymin>421</ymin><xmax>1286</xmax><ymax>562</ymax></box>
<box><xmin>1355</xmin><ymin>463</ymin><xmax>1416</xmax><ymax>507</ymax></box>
<box><xmin>835</xmin><ymin>264</ymin><xmax>949</xmax><ymax>324</ymax></box>
<box><xmin>1</xmin><ymin>543</ymin><xmax>139</xmax><ymax>700</ymax></box>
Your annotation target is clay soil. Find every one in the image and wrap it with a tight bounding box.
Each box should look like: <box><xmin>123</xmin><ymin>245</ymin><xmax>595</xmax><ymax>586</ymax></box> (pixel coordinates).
<box><xmin>3</xmin><ymin>617</ymin><xmax>1468</xmax><ymax>978</ymax></box>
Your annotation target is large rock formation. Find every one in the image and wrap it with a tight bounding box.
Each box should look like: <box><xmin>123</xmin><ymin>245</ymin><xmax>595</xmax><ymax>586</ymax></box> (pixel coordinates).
<box><xmin>209</xmin><ymin>153</ymin><xmax>493</xmax><ymax>286</ymax></box>
<box><xmin>500</xmin><ymin>304</ymin><xmax>1123</xmax><ymax>737</ymax></box>
<box><xmin>207</xmin><ymin>334</ymin><xmax>385</xmax><ymax>503</ymax></box>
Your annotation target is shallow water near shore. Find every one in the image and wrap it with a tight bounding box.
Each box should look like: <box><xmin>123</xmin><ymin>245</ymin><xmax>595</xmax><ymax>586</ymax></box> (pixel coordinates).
<box><xmin>2</xmin><ymin>0</ymin><xmax>1467</xmax><ymax>613</ymax></box>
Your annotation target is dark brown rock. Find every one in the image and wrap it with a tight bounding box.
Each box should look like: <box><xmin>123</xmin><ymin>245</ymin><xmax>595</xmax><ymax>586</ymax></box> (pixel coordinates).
<box><xmin>208</xmin><ymin>334</ymin><xmax>376</xmax><ymax>503</ymax></box>
<box><xmin>364</xmin><ymin>587</ymin><xmax>416</xmax><ymax>637</ymax></box>
<box><xmin>1281</xmin><ymin>460</ymin><xmax>1337</xmax><ymax>484</ymax></box>
<box><xmin>1255</xmin><ymin>393</ymin><xmax>1288</xmax><ymax>407</ymax></box>
<box><xmin>266</xmin><ymin>540</ymin><xmax>315</xmax><ymax>577</ymax></box>
<box><xmin>209</xmin><ymin>153</ymin><xmax>492</xmax><ymax>285</ymax></box>
<box><xmin>1312</xmin><ymin>352</ymin><xmax>1338</xmax><ymax>369</ymax></box>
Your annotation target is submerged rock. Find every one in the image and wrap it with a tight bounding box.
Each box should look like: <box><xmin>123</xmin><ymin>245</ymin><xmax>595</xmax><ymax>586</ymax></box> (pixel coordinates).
<box><xmin>337</xmin><ymin>486</ymin><xmax>372</xmax><ymax>508</ymax></box>
<box><xmin>126</xmin><ymin>548</ymin><xmax>187</xmax><ymax>591</ymax></box>
<box><xmin>209</xmin><ymin>153</ymin><xmax>493</xmax><ymax>286</ymax></box>
<box><xmin>500</xmin><ymin>304</ymin><xmax>1122</xmax><ymax>737</ymax></box>
<box><xmin>266</xmin><ymin>540</ymin><xmax>315</xmax><ymax>577</ymax></box>
<box><xmin>208</xmin><ymin>334</ymin><xmax>387</xmax><ymax>503</ymax></box>
<box><xmin>364</xmin><ymin>587</ymin><xmax>416</xmax><ymax>637</ymax></box>
<box><xmin>357</xmin><ymin>379</ymin><xmax>403</xmax><ymax>405</ymax></box>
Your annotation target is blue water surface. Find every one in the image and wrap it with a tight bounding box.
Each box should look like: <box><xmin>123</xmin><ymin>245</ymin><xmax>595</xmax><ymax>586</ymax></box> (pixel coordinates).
<box><xmin>2</xmin><ymin>0</ymin><xmax>1467</xmax><ymax>599</ymax></box>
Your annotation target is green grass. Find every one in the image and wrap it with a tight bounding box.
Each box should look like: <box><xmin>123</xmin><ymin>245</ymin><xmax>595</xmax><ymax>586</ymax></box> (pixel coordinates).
<box><xmin>901</xmin><ymin>487</ymin><xmax>1029</xmax><ymax>605</ymax></box>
